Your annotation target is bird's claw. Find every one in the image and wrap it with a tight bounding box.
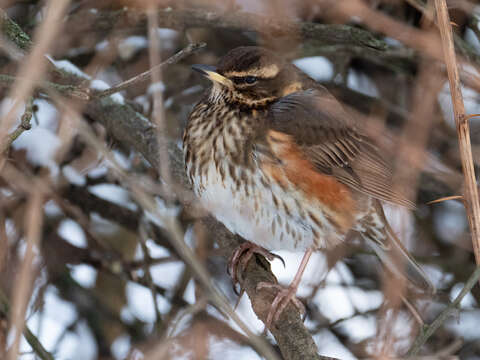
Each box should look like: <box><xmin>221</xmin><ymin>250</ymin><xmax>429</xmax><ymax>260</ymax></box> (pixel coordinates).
<box><xmin>228</xmin><ymin>242</ymin><xmax>284</xmax><ymax>285</ymax></box>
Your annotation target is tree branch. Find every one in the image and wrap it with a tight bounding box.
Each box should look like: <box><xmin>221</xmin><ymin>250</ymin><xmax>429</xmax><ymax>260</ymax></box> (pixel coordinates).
<box><xmin>89</xmin><ymin>8</ymin><xmax>389</xmax><ymax>49</ymax></box>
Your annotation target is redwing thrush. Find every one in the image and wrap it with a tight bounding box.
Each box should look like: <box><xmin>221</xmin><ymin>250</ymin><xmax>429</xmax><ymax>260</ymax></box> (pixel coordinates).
<box><xmin>183</xmin><ymin>46</ymin><xmax>434</xmax><ymax>328</ymax></box>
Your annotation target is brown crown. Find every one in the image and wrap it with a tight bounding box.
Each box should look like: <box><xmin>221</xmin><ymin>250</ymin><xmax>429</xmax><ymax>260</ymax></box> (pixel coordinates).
<box><xmin>203</xmin><ymin>47</ymin><xmax>303</xmax><ymax>106</ymax></box>
<box><xmin>217</xmin><ymin>47</ymin><xmax>284</xmax><ymax>78</ymax></box>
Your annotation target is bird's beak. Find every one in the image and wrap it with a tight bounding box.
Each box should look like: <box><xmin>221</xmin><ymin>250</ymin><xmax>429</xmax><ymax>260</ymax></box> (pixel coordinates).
<box><xmin>192</xmin><ymin>64</ymin><xmax>232</xmax><ymax>87</ymax></box>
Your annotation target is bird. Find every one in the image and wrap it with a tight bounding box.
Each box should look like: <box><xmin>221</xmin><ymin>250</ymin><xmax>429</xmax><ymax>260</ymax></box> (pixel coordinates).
<box><xmin>183</xmin><ymin>46</ymin><xmax>434</xmax><ymax>328</ymax></box>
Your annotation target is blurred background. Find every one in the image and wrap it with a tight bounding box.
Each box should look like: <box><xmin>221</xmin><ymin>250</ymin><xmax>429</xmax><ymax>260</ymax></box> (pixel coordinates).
<box><xmin>1</xmin><ymin>0</ymin><xmax>480</xmax><ymax>359</ymax></box>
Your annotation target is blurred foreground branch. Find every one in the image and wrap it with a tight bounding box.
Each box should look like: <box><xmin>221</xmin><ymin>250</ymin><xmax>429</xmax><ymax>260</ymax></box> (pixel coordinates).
<box><xmin>0</xmin><ymin>289</ymin><xmax>54</xmax><ymax>360</ymax></box>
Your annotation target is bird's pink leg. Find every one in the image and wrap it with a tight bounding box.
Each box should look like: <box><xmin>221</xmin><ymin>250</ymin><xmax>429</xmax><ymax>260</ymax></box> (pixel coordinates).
<box><xmin>257</xmin><ymin>247</ymin><xmax>314</xmax><ymax>329</ymax></box>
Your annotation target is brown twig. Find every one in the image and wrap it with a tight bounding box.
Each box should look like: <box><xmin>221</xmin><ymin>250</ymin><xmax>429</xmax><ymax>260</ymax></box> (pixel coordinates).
<box><xmin>434</xmin><ymin>0</ymin><xmax>480</xmax><ymax>265</ymax></box>
<box><xmin>94</xmin><ymin>42</ymin><xmax>206</xmax><ymax>99</ymax></box>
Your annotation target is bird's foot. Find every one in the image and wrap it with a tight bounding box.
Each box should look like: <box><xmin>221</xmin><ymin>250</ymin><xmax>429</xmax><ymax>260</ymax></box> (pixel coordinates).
<box><xmin>256</xmin><ymin>282</ymin><xmax>306</xmax><ymax>330</ymax></box>
<box><xmin>228</xmin><ymin>242</ymin><xmax>284</xmax><ymax>286</ymax></box>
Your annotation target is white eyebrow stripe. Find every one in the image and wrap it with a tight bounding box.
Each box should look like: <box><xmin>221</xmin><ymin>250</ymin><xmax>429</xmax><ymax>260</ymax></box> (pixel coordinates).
<box><xmin>224</xmin><ymin>64</ymin><xmax>280</xmax><ymax>79</ymax></box>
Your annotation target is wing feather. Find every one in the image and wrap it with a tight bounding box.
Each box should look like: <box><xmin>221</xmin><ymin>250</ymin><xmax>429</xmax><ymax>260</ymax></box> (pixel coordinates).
<box><xmin>268</xmin><ymin>88</ymin><xmax>414</xmax><ymax>208</ymax></box>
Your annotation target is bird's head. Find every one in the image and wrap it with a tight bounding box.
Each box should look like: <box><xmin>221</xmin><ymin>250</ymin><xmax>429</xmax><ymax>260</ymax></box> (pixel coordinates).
<box><xmin>192</xmin><ymin>46</ymin><xmax>303</xmax><ymax>107</ymax></box>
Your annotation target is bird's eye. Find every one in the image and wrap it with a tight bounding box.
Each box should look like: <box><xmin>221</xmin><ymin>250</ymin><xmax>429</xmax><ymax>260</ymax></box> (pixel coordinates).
<box><xmin>232</xmin><ymin>76</ymin><xmax>258</xmax><ymax>85</ymax></box>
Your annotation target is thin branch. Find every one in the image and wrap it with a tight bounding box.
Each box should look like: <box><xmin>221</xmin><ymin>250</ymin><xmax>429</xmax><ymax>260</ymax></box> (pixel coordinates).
<box><xmin>427</xmin><ymin>195</ymin><xmax>464</xmax><ymax>205</ymax></box>
<box><xmin>434</xmin><ymin>0</ymin><xmax>480</xmax><ymax>265</ymax></box>
<box><xmin>407</xmin><ymin>267</ymin><xmax>480</xmax><ymax>356</ymax></box>
<box><xmin>93</xmin><ymin>42</ymin><xmax>206</xmax><ymax>99</ymax></box>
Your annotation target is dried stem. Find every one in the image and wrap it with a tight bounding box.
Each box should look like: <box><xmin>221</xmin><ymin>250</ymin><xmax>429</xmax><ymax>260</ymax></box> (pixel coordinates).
<box><xmin>434</xmin><ymin>0</ymin><xmax>480</xmax><ymax>265</ymax></box>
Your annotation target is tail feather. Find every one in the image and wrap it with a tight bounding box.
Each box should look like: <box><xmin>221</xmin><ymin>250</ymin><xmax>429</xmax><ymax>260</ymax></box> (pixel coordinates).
<box><xmin>361</xmin><ymin>202</ymin><xmax>435</xmax><ymax>294</ymax></box>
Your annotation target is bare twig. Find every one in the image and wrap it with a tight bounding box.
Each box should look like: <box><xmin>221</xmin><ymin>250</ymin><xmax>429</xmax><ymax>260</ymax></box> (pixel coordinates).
<box><xmin>94</xmin><ymin>42</ymin><xmax>206</xmax><ymax>99</ymax></box>
<box><xmin>2</xmin><ymin>96</ymin><xmax>34</xmax><ymax>153</ymax></box>
<box><xmin>434</xmin><ymin>0</ymin><xmax>480</xmax><ymax>265</ymax></box>
<box><xmin>407</xmin><ymin>267</ymin><xmax>480</xmax><ymax>356</ymax></box>
<box><xmin>427</xmin><ymin>195</ymin><xmax>464</xmax><ymax>205</ymax></box>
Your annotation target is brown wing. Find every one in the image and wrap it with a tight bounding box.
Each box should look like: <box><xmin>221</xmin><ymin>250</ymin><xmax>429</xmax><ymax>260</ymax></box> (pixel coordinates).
<box><xmin>267</xmin><ymin>88</ymin><xmax>414</xmax><ymax>209</ymax></box>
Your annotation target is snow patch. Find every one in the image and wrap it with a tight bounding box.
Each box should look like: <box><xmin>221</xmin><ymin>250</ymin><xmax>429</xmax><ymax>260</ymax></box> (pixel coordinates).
<box><xmin>293</xmin><ymin>56</ymin><xmax>334</xmax><ymax>81</ymax></box>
